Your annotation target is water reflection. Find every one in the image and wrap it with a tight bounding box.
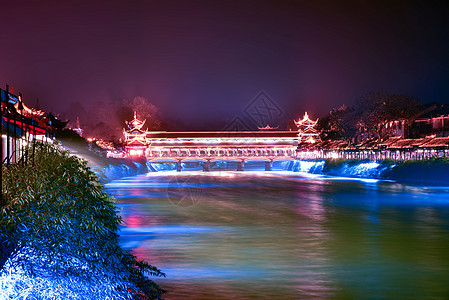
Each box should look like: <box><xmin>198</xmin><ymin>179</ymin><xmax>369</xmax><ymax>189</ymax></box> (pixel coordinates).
<box><xmin>105</xmin><ymin>172</ymin><xmax>449</xmax><ymax>299</ymax></box>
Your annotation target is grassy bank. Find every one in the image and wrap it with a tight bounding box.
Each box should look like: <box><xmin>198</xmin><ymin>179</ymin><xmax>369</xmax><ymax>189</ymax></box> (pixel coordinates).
<box><xmin>1</xmin><ymin>143</ymin><xmax>165</xmax><ymax>299</ymax></box>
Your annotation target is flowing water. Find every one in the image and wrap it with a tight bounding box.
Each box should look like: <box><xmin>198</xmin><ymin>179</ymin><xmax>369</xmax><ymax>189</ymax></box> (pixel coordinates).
<box><xmin>106</xmin><ymin>170</ymin><xmax>449</xmax><ymax>299</ymax></box>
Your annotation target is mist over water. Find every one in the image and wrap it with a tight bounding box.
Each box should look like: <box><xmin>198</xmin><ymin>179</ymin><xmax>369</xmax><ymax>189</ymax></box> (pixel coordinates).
<box><xmin>106</xmin><ymin>170</ymin><xmax>449</xmax><ymax>299</ymax></box>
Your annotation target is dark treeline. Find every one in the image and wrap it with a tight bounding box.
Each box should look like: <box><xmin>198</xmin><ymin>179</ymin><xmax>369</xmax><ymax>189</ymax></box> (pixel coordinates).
<box><xmin>318</xmin><ymin>92</ymin><xmax>423</xmax><ymax>142</ymax></box>
<box><xmin>63</xmin><ymin>96</ymin><xmax>170</xmax><ymax>143</ymax></box>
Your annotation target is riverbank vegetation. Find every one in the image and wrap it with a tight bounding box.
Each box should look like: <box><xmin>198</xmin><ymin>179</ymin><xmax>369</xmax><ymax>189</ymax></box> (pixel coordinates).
<box><xmin>318</xmin><ymin>92</ymin><xmax>422</xmax><ymax>141</ymax></box>
<box><xmin>56</xmin><ymin>131</ymin><xmax>148</xmax><ymax>183</ymax></box>
<box><xmin>1</xmin><ymin>143</ymin><xmax>165</xmax><ymax>299</ymax></box>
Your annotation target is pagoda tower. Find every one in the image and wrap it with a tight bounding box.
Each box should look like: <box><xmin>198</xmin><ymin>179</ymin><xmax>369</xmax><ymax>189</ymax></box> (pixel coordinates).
<box><xmin>123</xmin><ymin>111</ymin><xmax>149</xmax><ymax>156</ymax></box>
<box><xmin>294</xmin><ymin>112</ymin><xmax>320</xmax><ymax>144</ymax></box>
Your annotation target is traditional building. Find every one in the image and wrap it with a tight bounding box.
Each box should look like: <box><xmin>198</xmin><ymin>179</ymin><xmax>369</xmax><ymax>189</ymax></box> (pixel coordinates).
<box><xmin>410</xmin><ymin>104</ymin><xmax>449</xmax><ymax>138</ymax></box>
<box><xmin>257</xmin><ymin>125</ymin><xmax>279</xmax><ymax>130</ymax></box>
<box><xmin>1</xmin><ymin>87</ymin><xmax>67</xmax><ymax>164</ymax></box>
<box><xmin>295</xmin><ymin>112</ymin><xmax>320</xmax><ymax>144</ymax></box>
<box><xmin>383</xmin><ymin>103</ymin><xmax>449</xmax><ymax>139</ymax></box>
<box><xmin>123</xmin><ymin>111</ymin><xmax>149</xmax><ymax>156</ymax></box>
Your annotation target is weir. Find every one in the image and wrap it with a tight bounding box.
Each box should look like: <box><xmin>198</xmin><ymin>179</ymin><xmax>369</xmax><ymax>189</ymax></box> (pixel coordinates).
<box><xmin>151</xmin><ymin>157</ymin><xmax>292</xmax><ymax>172</ymax></box>
<box><xmin>145</xmin><ymin>159</ymin><xmax>394</xmax><ymax>180</ymax></box>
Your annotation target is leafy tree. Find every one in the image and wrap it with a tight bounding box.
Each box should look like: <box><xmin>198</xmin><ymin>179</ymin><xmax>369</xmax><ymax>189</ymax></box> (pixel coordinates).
<box><xmin>62</xmin><ymin>96</ymin><xmax>165</xmax><ymax>142</ymax></box>
<box><xmin>355</xmin><ymin>92</ymin><xmax>422</xmax><ymax>140</ymax></box>
<box><xmin>118</xmin><ymin>97</ymin><xmax>162</xmax><ymax>131</ymax></box>
<box><xmin>318</xmin><ymin>105</ymin><xmax>358</xmax><ymax>142</ymax></box>
<box><xmin>1</xmin><ymin>143</ymin><xmax>165</xmax><ymax>299</ymax></box>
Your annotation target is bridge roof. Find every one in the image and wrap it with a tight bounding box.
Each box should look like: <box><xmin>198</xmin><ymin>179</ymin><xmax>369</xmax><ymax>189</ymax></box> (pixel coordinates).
<box><xmin>146</xmin><ymin>131</ymin><xmax>299</xmax><ymax>139</ymax></box>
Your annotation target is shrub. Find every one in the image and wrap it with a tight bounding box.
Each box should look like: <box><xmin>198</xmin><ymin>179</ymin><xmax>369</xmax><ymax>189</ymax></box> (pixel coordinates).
<box><xmin>1</xmin><ymin>143</ymin><xmax>165</xmax><ymax>299</ymax></box>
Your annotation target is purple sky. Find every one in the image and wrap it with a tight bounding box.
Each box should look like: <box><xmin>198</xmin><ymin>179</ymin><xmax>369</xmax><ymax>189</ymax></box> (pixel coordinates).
<box><xmin>2</xmin><ymin>0</ymin><xmax>449</xmax><ymax>130</ymax></box>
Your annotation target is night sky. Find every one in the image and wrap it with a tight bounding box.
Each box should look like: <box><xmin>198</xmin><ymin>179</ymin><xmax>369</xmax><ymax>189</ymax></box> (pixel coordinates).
<box><xmin>2</xmin><ymin>0</ymin><xmax>449</xmax><ymax>131</ymax></box>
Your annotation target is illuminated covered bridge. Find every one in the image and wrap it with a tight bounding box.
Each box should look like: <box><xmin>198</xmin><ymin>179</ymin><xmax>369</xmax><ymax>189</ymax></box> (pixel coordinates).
<box><xmin>123</xmin><ymin>113</ymin><xmax>318</xmax><ymax>171</ymax></box>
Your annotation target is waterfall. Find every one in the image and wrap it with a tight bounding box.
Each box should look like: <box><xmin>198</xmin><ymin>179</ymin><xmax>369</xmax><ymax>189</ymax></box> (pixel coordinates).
<box><xmin>338</xmin><ymin>162</ymin><xmax>383</xmax><ymax>178</ymax></box>
<box><xmin>295</xmin><ymin>160</ymin><xmax>326</xmax><ymax>174</ymax></box>
<box><xmin>293</xmin><ymin>160</ymin><xmax>394</xmax><ymax>179</ymax></box>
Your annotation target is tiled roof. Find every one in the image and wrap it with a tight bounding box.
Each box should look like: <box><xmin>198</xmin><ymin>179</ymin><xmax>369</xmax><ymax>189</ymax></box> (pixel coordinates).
<box><xmin>387</xmin><ymin>138</ymin><xmax>430</xmax><ymax>149</ymax></box>
<box><xmin>378</xmin><ymin>137</ymin><xmax>401</xmax><ymax>146</ymax></box>
<box><xmin>319</xmin><ymin>136</ymin><xmax>449</xmax><ymax>151</ymax></box>
<box><xmin>417</xmin><ymin>104</ymin><xmax>449</xmax><ymax>119</ymax></box>
<box><xmin>419</xmin><ymin>137</ymin><xmax>449</xmax><ymax>148</ymax></box>
<box><xmin>147</xmin><ymin>131</ymin><xmax>300</xmax><ymax>139</ymax></box>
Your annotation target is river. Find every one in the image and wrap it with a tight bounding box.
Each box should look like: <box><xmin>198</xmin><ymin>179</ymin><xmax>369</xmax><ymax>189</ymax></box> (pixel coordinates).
<box><xmin>105</xmin><ymin>169</ymin><xmax>449</xmax><ymax>299</ymax></box>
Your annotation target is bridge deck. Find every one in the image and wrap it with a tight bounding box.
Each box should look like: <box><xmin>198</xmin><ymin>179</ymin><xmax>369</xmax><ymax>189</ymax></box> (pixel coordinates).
<box><xmin>146</xmin><ymin>130</ymin><xmax>299</xmax><ymax>139</ymax></box>
<box><xmin>147</xmin><ymin>155</ymin><xmax>296</xmax><ymax>162</ymax></box>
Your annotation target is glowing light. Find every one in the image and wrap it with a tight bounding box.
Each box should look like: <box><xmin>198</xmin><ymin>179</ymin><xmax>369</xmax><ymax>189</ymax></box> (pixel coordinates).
<box><xmin>123</xmin><ymin>113</ymin><xmax>149</xmax><ymax>157</ymax></box>
<box><xmin>295</xmin><ymin>112</ymin><xmax>320</xmax><ymax>143</ymax></box>
<box><xmin>258</xmin><ymin>124</ymin><xmax>279</xmax><ymax>130</ymax></box>
<box><xmin>329</xmin><ymin>152</ymin><xmax>339</xmax><ymax>159</ymax></box>
<box><xmin>325</xmin><ymin>176</ymin><xmax>380</xmax><ymax>184</ymax></box>
<box><xmin>129</xmin><ymin>149</ymin><xmax>144</xmax><ymax>156</ymax></box>
<box><xmin>294</xmin><ymin>112</ymin><xmax>319</xmax><ymax>127</ymax></box>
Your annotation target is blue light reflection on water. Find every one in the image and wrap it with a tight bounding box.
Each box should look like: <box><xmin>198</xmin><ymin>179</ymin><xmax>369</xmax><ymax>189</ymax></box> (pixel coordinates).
<box><xmin>106</xmin><ymin>171</ymin><xmax>449</xmax><ymax>299</ymax></box>
<box><xmin>120</xmin><ymin>225</ymin><xmax>224</xmax><ymax>235</ymax></box>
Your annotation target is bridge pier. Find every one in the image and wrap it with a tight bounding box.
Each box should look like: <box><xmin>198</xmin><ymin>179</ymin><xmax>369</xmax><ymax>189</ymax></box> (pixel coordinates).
<box><xmin>265</xmin><ymin>161</ymin><xmax>272</xmax><ymax>171</ymax></box>
<box><xmin>237</xmin><ymin>160</ymin><xmax>245</xmax><ymax>171</ymax></box>
<box><xmin>176</xmin><ymin>160</ymin><xmax>182</xmax><ymax>172</ymax></box>
<box><xmin>202</xmin><ymin>160</ymin><xmax>211</xmax><ymax>172</ymax></box>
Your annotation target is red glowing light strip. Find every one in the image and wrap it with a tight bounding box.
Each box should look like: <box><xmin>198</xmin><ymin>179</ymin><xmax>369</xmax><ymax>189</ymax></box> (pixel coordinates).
<box><xmin>3</xmin><ymin>117</ymin><xmax>46</xmax><ymax>134</ymax></box>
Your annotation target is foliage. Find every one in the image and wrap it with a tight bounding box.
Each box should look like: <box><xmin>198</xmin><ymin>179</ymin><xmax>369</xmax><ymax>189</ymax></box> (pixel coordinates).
<box><xmin>355</xmin><ymin>92</ymin><xmax>422</xmax><ymax>139</ymax></box>
<box><xmin>1</xmin><ymin>143</ymin><xmax>165</xmax><ymax>299</ymax></box>
<box><xmin>62</xmin><ymin>96</ymin><xmax>166</xmax><ymax>143</ymax></box>
<box><xmin>318</xmin><ymin>105</ymin><xmax>357</xmax><ymax>142</ymax></box>
<box><xmin>318</xmin><ymin>93</ymin><xmax>423</xmax><ymax>142</ymax></box>
<box><xmin>120</xmin><ymin>97</ymin><xmax>161</xmax><ymax>131</ymax></box>
<box><xmin>55</xmin><ymin>128</ymin><xmax>87</xmax><ymax>143</ymax></box>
